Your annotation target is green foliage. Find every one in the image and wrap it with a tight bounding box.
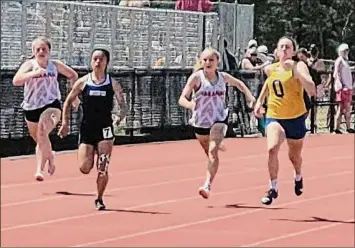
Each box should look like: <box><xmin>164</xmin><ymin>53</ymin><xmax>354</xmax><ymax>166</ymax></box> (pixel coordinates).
<box><xmin>254</xmin><ymin>0</ymin><xmax>355</xmax><ymax>60</ymax></box>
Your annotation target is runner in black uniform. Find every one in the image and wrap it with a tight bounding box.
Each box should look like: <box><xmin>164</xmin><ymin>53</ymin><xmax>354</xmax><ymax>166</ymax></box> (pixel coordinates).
<box><xmin>59</xmin><ymin>48</ymin><xmax>127</xmax><ymax>210</ymax></box>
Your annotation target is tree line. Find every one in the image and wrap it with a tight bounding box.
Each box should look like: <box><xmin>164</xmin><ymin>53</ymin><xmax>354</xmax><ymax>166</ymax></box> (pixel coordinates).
<box><xmin>252</xmin><ymin>0</ymin><xmax>354</xmax><ymax>60</ymax></box>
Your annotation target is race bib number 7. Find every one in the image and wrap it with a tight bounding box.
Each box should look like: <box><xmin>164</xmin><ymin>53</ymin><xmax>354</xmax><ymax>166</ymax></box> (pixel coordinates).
<box><xmin>102</xmin><ymin>127</ymin><xmax>113</xmax><ymax>139</ymax></box>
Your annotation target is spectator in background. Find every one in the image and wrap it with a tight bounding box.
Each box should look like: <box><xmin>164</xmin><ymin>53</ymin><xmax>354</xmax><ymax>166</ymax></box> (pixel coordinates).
<box><xmin>308</xmin><ymin>44</ymin><xmax>325</xmax><ymax>72</ymax></box>
<box><xmin>241</xmin><ymin>39</ymin><xmax>258</xmax><ymax>59</ymax></box>
<box><xmin>333</xmin><ymin>43</ymin><xmax>355</xmax><ymax>133</ymax></box>
<box><xmin>154</xmin><ymin>56</ymin><xmax>165</xmax><ymax>67</ymax></box>
<box><xmin>222</xmin><ymin>40</ymin><xmax>237</xmax><ymax>71</ymax></box>
<box><xmin>247</xmin><ymin>39</ymin><xmax>258</xmax><ymax>49</ymax></box>
<box><xmin>307</xmin><ymin>45</ymin><xmax>325</xmax><ymax>131</ymax></box>
<box><xmin>307</xmin><ymin>44</ymin><xmax>325</xmax><ymax>98</ymax></box>
<box><xmin>240</xmin><ymin>45</ymin><xmax>269</xmax><ymax>137</ymax></box>
<box><xmin>175</xmin><ymin>0</ymin><xmax>213</xmax><ymax>12</ymax></box>
<box><xmin>257</xmin><ymin>45</ymin><xmax>275</xmax><ymax>64</ymax></box>
<box><xmin>240</xmin><ymin>47</ymin><xmax>269</xmax><ymax>70</ymax></box>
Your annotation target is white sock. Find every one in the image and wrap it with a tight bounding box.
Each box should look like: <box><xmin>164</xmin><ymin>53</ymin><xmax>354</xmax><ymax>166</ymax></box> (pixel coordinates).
<box><xmin>295</xmin><ymin>174</ymin><xmax>302</xmax><ymax>181</ymax></box>
<box><xmin>270</xmin><ymin>179</ymin><xmax>278</xmax><ymax>191</ymax></box>
<box><xmin>204</xmin><ymin>179</ymin><xmax>211</xmax><ymax>189</ymax></box>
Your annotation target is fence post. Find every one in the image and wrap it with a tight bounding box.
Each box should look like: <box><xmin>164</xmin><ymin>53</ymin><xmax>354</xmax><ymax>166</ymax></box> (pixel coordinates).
<box><xmin>329</xmin><ymin>78</ymin><xmax>335</xmax><ymax>133</ymax></box>
<box><xmin>45</xmin><ymin>2</ymin><xmax>51</xmax><ymax>37</ymax></box>
<box><xmin>310</xmin><ymin>96</ymin><xmax>316</xmax><ymax>134</ymax></box>
<box><xmin>67</xmin><ymin>3</ymin><xmax>74</xmax><ymax>65</ymax></box>
<box><xmin>202</xmin><ymin>15</ymin><xmax>206</xmax><ymax>50</ymax></box>
<box><xmin>147</xmin><ymin>11</ymin><xmax>153</xmax><ymax>68</ymax></box>
<box><xmin>129</xmin><ymin>70</ymin><xmax>137</xmax><ymax>139</ymax></box>
<box><xmin>165</xmin><ymin>12</ymin><xmax>172</xmax><ymax>68</ymax></box>
<box><xmin>233</xmin><ymin>0</ymin><xmax>237</xmax><ymax>53</ymax></box>
<box><xmin>181</xmin><ymin>13</ymin><xmax>187</xmax><ymax>68</ymax></box>
<box><xmin>21</xmin><ymin>0</ymin><xmax>28</xmax><ymax>58</ymax></box>
<box><xmin>110</xmin><ymin>8</ymin><xmax>118</xmax><ymax>70</ymax></box>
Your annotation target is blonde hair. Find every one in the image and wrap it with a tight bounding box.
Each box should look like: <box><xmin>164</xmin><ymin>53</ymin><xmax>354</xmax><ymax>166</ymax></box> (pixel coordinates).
<box><xmin>31</xmin><ymin>37</ymin><xmax>52</xmax><ymax>53</ymax></box>
<box><xmin>200</xmin><ymin>47</ymin><xmax>221</xmax><ymax>60</ymax></box>
<box><xmin>192</xmin><ymin>48</ymin><xmax>221</xmax><ymax>72</ymax></box>
<box><xmin>193</xmin><ymin>60</ymin><xmax>202</xmax><ymax>72</ymax></box>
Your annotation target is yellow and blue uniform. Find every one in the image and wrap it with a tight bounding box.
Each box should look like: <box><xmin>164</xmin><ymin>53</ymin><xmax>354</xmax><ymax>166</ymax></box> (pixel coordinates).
<box><xmin>265</xmin><ymin>62</ymin><xmax>307</xmax><ymax>139</ymax></box>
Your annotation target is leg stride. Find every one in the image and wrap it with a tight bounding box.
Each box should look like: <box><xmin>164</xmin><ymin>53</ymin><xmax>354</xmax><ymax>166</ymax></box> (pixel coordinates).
<box><xmin>95</xmin><ymin>154</ymin><xmax>110</xmax><ymax>210</ymax></box>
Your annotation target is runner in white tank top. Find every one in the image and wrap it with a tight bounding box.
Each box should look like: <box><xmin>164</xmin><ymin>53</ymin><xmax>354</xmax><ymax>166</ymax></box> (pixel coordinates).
<box><xmin>179</xmin><ymin>48</ymin><xmax>256</xmax><ymax>199</ymax></box>
<box><xmin>13</xmin><ymin>37</ymin><xmax>78</xmax><ymax>181</ymax></box>
<box><xmin>190</xmin><ymin>69</ymin><xmax>229</xmax><ymax>129</ymax></box>
<box><xmin>21</xmin><ymin>59</ymin><xmax>61</xmax><ymax>111</ymax></box>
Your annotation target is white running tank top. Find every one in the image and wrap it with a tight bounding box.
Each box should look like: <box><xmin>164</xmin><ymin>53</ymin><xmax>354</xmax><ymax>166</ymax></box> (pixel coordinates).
<box><xmin>21</xmin><ymin>59</ymin><xmax>61</xmax><ymax>110</ymax></box>
<box><xmin>190</xmin><ymin>70</ymin><xmax>228</xmax><ymax>128</ymax></box>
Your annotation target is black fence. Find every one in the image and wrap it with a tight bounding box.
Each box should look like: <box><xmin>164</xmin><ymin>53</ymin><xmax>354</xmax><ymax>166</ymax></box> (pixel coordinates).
<box><xmin>1</xmin><ymin>68</ymin><xmax>354</xmax><ymax>157</ymax></box>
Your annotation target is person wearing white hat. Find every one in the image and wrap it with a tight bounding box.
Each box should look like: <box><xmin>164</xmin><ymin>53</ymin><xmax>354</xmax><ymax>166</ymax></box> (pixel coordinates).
<box><xmin>247</xmin><ymin>39</ymin><xmax>258</xmax><ymax>49</ymax></box>
<box><xmin>332</xmin><ymin>43</ymin><xmax>355</xmax><ymax>133</ymax></box>
<box><xmin>240</xmin><ymin>47</ymin><xmax>270</xmax><ymax>70</ymax></box>
<box><xmin>257</xmin><ymin>45</ymin><xmax>275</xmax><ymax>64</ymax></box>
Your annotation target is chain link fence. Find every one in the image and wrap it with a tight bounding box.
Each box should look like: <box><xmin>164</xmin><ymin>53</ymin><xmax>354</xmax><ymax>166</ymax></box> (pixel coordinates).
<box><xmin>1</xmin><ymin>67</ymin><xmax>354</xmax><ymax>157</ymax></box>
<box><xmin>0</xmin><ymin>68</ymin><xmax>263</xmax><ymax>156</ymax></box>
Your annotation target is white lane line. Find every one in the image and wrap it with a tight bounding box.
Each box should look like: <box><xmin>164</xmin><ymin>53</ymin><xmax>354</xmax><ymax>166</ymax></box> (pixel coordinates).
<box><xmin>72</xmin><ymin>189</ymin><xmax>354</xmax><ymax>247</ymax></box>
<box><xmin>1</xmin><ymin>170</ymin><xmax>352</xmax><ymax>232</ymax></box>
<box><xmin>2</xmin><ymin>155</ymin><xmax>351</xmax><ymax>208</ymax></box>
<box><xmin>242</xmin><ymin>218</ymin><xmax>355</xmax><ymax>247</ymax></box>
<box><xmin>1</xmin><ymin>153</ymin><xmax>266</xmax><ymax>189</ymax></box>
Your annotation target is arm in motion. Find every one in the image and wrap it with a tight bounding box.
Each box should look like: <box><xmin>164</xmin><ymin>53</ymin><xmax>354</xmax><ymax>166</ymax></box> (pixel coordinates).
<box><xmin>178</xmin><ymin>72</ymin><xmax>199</xmax><ymax>110</ymax></box>
<box><xmin>111</xmin><ymin>78</ymin><xmax>128</xmax><ymax>124</ymax></box>
<box><xmin>12</xmin><ymin>60</ymin><xmax>41</xmax><ymax>86</ymax></box>
<box><xmin>295</xmin><ymin>61</ymin><xmax>316</xmax><ymax>96</ymax></box>
<box><xmin>58</xmin><ymin>76</ymin><xmax>87</xmax><ymax>138</ymax></box>
<box><xmin>221</xmin><ymin>72</ymin><xmax>256</xmax><ymax>104</ymax></box>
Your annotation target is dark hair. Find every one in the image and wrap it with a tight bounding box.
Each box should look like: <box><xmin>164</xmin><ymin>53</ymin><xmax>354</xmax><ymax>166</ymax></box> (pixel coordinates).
<box><xmin>277</xmin><ymin>36</ymin><xmax>303</xmax><ymax>61</ymax></box>
<box><xmin>293</xmin><ymin>48</ymin><xmax>310</xmax><ymax>62</ymax></box>
<box><xmin>297</xmin><ymin>48</ymin><xmax>310</xmax><ymax>57</ymax></box>
<box><xmin>278</xmin><ymin>36</ymin><xmax>298</xmax><ymax>51</ymax></box>
<box><xmin>91</xmin><ymin>48</ymin><xmax>110</xmax><ymax>72</ymax></box>
<box><xmin>91</xmin><ymin>48</ymin><xmax>110</xmax><ymax>64</ymax></box>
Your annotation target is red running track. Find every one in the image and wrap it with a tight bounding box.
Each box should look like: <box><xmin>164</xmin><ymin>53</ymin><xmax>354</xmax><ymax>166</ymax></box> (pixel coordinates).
<box><xmin>1</xmin><ymin>134</ymin><xmax>354</xmax><ymax>247</ymax></box>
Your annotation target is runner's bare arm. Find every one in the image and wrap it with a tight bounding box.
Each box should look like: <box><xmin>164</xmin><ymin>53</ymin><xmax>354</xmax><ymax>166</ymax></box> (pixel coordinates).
<box><xmin>111</xmin><ymin>78</ymin><xmax>127</xmax><ymax>124</ymax></box>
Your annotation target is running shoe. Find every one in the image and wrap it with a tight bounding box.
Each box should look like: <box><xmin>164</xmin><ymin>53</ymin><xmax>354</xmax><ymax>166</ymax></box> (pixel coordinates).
<box><xmin>95</xmin><ymin>199</ymin><xmax>106</xmax><ymax>211</ymax></box>
<box><xmin>294</xmin><ymin>178</ymin><xmax>303</xmax><ymax>196</ymax></box>
<box><xmin>198</xmin><ymin>184</ymin><xmax>211</xmax><ymax>199</ymax></box>
<box><xmin>35</xmin><ymin>170</ymin><xmax>44</xmax><ymax>181</ymax></box>
<box><xmin>261</xmin><ymin>188</ymin><xmax>278</xmax><ymax>205</ymax></box>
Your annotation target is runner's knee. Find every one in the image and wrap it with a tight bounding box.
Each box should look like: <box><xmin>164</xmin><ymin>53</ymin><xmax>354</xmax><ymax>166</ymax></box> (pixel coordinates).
<box><xmin>288</xmin><ymin>152</ymin><xmax>301</xmax><ymax>165</ymax></box>
<box><xmin>210</xmin><ymin>123</ymin><xmax>227</xmax><ymax>141</ymax></box>
<box><xmin>80</xmin><ymin>161</ymin><xmax>94</xmax><ymax>174</ymax></box>
<box><xmin>38</xmin><ymin>109</ymin><xmax>60</xmax><ymax>134</ymax></box>
<box><xmin>97</xmin><ymin>153</ymin><xmax>110</xmax><ymax>176</ymax></box>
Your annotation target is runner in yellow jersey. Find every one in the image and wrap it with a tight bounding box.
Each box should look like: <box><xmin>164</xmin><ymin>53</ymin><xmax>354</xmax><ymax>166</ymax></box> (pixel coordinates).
<box><xmin>254</xmin><ymin>36</ymin><xmax>316</xmax><ymax>205</ymax></box>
